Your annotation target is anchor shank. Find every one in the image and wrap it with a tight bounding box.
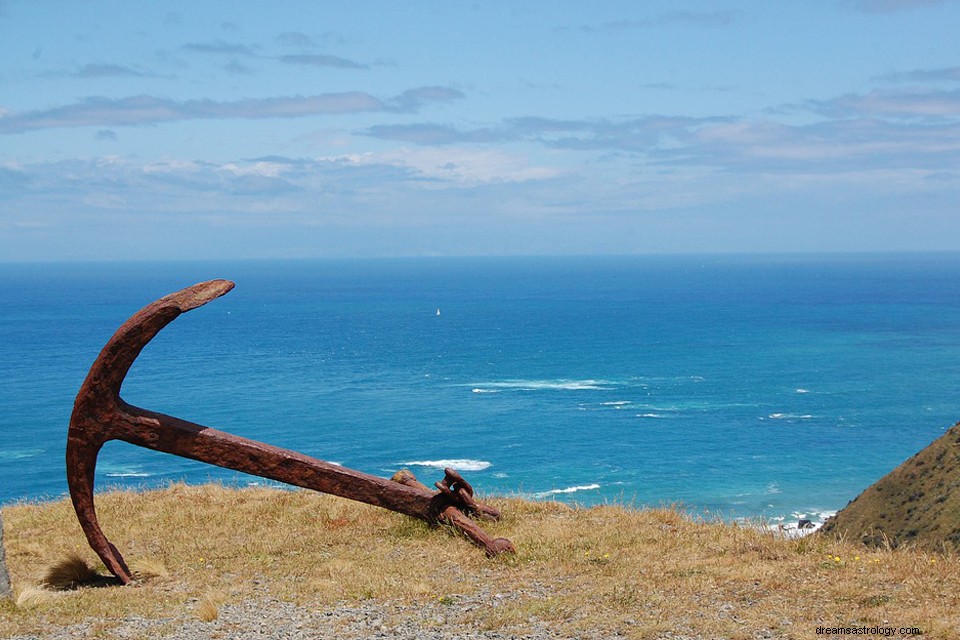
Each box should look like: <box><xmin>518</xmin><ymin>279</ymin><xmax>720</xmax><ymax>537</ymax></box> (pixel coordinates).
<box><xmin>117</xmin><ymin>405</ymin><xmax>438</xmax><ymax>521</ymax></box>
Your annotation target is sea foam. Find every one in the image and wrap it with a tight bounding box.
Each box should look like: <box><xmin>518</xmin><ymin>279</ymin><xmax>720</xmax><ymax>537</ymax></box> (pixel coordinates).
<box><xmin>533</xmin><ymin>483</ymin><xmax>601</xmax><ymax>498</ymax></box>
<box><xmin>0</xmin><ymin>449</ymin><xmax>44</xmax><ymax>460</ymax></box>
<box><xmin>103</xmin><ymin>470</ymin><xmax>151</xmax><ymax>478</ymax></box>
<box><xmin>468</xmin><ymin>379</ymin><xmax>612</xmax><ymax>392</ymax></box>
<box><xmin>400</xmin><ymin>459</ymin><xmax>492</xmax><ymax>472</ymax></box>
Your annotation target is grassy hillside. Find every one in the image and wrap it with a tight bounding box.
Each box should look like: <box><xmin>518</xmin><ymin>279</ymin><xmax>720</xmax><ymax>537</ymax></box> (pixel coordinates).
<box><xmin>821</xmin><ymin>422</ymin><xmax>960</xmax><ymax>551</ymax></box>
<box><xmin>1</xmin><ymin>483</ymin><xmax>958</xmax><ymax>639</ymax></box>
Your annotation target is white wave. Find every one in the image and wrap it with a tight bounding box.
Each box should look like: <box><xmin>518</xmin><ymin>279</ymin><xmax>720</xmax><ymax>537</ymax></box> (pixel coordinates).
<box><xmin>795</xmin><ymin>388</ymin><xmax>810</xmax><ymax>394</ymax></box>
<box><xmin>601</xmin><ymin>401</ymin><xmax>631</xmax><ymax>407</ymax></box>
<box><xmin>766</xmin><ymin>413</ymin><xmax>814</xmax><ymax>420</ymax></box>
<box><xmin>766</xmin><ymin>510</ymin><xmax>837</xmax><ymax>538</ymax></box>
<box><xmin>793</xmin><ymin>510</ymin><xmax>837</xmax><ymax>522</ymax></box>
<box><xmin>100</xmin><ymin>463</ymin><xmax>151</xmax><ymax>478</ymax></box>
<box><xmin>533</xmin><ymin>483</ymin><xmax>601</xmax><ymax>498</ymax></box>
<box><xmin>401</xmin><ymin>459</ymin><xmax>491</xmax><ymax>472</ymax></box>
<box><xmin>0</xmin><ymin>449</ymin><xmax>44</xmax><ymax>460</ymax></box>
<box><xmin>636</xmin><ymin>413</ymin><xmax>666</xmax><ymax>418</ymax></box>
<box><xmin>467</xmin><ymin>379</ymin><xmax>612</xmax><ymax>392</ymax></box>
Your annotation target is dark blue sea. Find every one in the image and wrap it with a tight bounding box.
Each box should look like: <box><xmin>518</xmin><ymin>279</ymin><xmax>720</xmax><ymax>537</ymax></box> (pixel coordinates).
<box><xmin>2</xmin><ymin>254</ymin><xmax>959</xmax><ymax>529</ymax></box>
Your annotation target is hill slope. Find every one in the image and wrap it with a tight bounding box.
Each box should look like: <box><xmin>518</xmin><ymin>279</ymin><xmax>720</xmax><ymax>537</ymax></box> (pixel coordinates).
<box><xmin>821</xmin><ymin>422</ymin><xmax>960</xmax><ymax>550</ymax></box>
<box><xmin>2</xmin><ymin>484</ymin><xmax>958</xmax><ymax>637</ymax></box>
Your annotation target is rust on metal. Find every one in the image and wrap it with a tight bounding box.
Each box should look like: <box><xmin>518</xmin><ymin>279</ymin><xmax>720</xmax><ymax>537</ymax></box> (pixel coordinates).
<box><xmin>391</xmin><ymin>469</ymin><xmax>515</xmax><ymax>557</ymax></box>
<box><xmin>67</xmin><ymin>280</ymin><xmax>514</xmax><ymax>585</ymax></box>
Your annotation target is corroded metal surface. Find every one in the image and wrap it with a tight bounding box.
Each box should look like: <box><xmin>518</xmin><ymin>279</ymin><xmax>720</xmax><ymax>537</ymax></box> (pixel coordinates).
<box><xmin>67</xmin><ymin>280</ymin><xmax>513</xmax><ymax>585</ymax></box>
<box><xmin>392</xmin><ymin>469</ymin><xmax>515</xmax><ymax>557</ymax></box>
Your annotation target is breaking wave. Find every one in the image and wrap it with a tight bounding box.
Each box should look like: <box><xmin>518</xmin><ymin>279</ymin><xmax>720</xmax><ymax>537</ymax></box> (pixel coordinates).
<box><xmin>532</xmin><ymin>483</ymin><xmax>601</xmax><ymax>499</ymax></box>
<box><xmin>0</xmin><ymin>449</ymin><xmax>44</xmax><ymax>460</ymax></box>
<box><xmin>468</xmin><ymin>379</ymin><xmax>613</xmax><ymax>393</ymax></box>
<box><xmin>765</xmin><ymin>510</ymin><xmax>837</xmax><ymax>537</ymax></box>
<box><xmin>400</xmin><ymin>459</ymin><xmax>492</xmax><ymax>472</ymax></box>
<box><xmin>103</xmin><ymin>470</ymin><xmax>151</xmax><ymax>478</ymax></box>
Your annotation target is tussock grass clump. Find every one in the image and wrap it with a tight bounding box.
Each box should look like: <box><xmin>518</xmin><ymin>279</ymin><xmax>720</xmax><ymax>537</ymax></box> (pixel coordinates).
<box><xmin>42</xmin><ymin>553</ymin><xmax>112</xmax><ymax>590</ymax></box>
<box><xmin>13</xmin><ymin>585</ymin><xmax>56</xmax><ymax>610</ymax></box>
<box><xmin>1</xmin><ymin>483</ymin><xmax>958</xmax><ymax>639</ymax></box>
<box><xmin>196</xmin><ymin>591</ymin><xmax>221</xmax><ymax>622</ymax></box>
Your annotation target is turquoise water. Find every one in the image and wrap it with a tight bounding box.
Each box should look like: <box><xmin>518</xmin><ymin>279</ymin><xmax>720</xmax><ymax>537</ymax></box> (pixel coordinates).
<box><xmin>2</xmin><ymin>254</ymin><xmax>959</xmax><ymax>528</ymax></box>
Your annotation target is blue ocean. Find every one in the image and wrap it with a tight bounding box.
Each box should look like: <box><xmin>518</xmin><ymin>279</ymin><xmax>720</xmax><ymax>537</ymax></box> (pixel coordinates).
<box><xmin>2</xmin><ymin>254</ymin><xmax>959</xmax><ymax>530</ymax></box>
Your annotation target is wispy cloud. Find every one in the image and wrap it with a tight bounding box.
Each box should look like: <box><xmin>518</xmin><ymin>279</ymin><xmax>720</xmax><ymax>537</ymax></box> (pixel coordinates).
<box><xmin>279</xmin><ymin>54</ymin><xmax>368</xmax><ymax>70</ymax></box>
<box><xmin>876</xmin><ymin>66</ymin><xmax>960</xmax><ymax>83</ymax></box>
<box><xmin>365</xmin><ymin>115</ymin><xmax>710</xmax><ymax>151</ymax></box>
<box><xmin>365</xmin><ymin>123</ymin><xmax>505</xmax><ymax>145</ymax></box>
<box><xmin>0</xmin><ymin>87</ymin><xmax>465</xmax><ymax>134</ymax></box>
<box><xmin>394</xmin><ymin>86</ymin><xmax>465</xmax><ymax>111</ymax></box>
<box><xmin>78</xmin><ymin>63</ymin><xmax>149</xmax><ymax>78</ymax></box>
<box><xmin>849</xmin><ymin>0</ymin><xmax>953</xmax><ymax>13</ymax></box>
<box><xmin>801</xmin><ymin>88</ymin><xmax>960</xmax><ymax>119</ymax></box>
<box><xmin>275</xmin><ymin>30</ymin><xmax>354</xmax><ymax>48</ymax></box>
<box><xmin>183</xmin><ymin>39</ymin><xmax>260</xmax><ymax>56</ymax></box>
<box><xmin>44</xmin><ymin>63</ymin><xmax>167</xmax><ymax>79</ymax></box>
<box><xmin>276</xmin><ymin>31</ymin><xmax>316</xmax><ymax>47</ymax></box>
<box><xmin>223</xmin><ymin>60</ymin><xmax>255</xmax><ymax>75</ymax></box>
<box><xmin>184</xmin><ymin>36</ymin><xmax>369</xmax><ymax>72</ymax></box>
<box><xmin>560</xmin><ymin>10</ymin><xmax>744</xmax><ymax>33</ymax></box>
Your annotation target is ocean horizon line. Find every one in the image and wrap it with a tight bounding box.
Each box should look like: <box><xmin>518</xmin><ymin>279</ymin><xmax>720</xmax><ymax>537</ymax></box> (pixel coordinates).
<box><xmin>2</xmin><ymin>248</ymin><xmax>960</xmax><ymax>267</ymax></box>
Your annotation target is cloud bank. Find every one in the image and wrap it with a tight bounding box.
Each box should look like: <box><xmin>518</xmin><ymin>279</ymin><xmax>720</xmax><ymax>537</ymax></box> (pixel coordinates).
<box><xmin>0</xmin><ymin>87</ymin><xmax>465</xmax><ymax>134</ymax></box>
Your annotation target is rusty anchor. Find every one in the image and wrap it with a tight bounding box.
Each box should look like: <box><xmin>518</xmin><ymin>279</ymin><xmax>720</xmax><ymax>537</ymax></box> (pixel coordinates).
<box><xmin>67</xmin><ymin>279</ymin><xmax>514</xmax><ymax>585</ymax></box>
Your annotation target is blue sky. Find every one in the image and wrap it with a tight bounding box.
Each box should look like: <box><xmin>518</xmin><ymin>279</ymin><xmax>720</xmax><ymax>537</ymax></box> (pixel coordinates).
<box><xmin>1</xmin><ymin>0</ymin><xmax>959</xmax><ymax>261</ymax></box>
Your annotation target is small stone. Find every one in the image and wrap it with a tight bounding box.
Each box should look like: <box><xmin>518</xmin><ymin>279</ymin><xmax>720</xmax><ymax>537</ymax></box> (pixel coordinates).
<box><xmin>0</xmin><ymin>511</ymin><xmax>11</xmax><ymax>598</ymax></box>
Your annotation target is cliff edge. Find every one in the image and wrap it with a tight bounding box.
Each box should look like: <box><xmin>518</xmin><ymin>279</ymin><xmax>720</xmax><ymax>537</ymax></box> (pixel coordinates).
<box><xmin>820</xmin><ymin>422</ymin><xmax>960</xmax><ymax>550</ymax></box>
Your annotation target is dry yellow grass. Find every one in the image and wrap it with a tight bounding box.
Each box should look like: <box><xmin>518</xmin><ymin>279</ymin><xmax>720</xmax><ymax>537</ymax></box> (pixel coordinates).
<box><xmin>195</xmin><ymin>591</ymin><xmax>221</xmax><ymax>622</ymax></box>
<box><xmin>1</xmin><ymin>482</ymin><xmax>957</xmax><ymax>639</ymax></box>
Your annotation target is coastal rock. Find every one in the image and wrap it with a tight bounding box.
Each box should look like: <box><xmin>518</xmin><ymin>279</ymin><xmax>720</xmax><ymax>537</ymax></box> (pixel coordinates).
<box><xmin>0</xmin><ymin>511</ymin><xmax>11</xmax><ymax>598</ymax></box>
<box><xmin>820</xmin><ymin>421</ymin><xmax>960</xmax><ymax>550</ymax></box>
